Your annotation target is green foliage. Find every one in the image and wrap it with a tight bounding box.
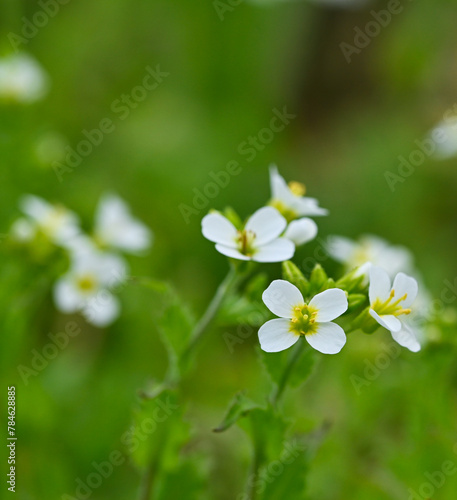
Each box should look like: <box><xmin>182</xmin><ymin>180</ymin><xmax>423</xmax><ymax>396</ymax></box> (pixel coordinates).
<box><xmin>259</xmin><ymin>344</ymin><xmax>317</xmax><ymax>391</ymax></box>
<box><xmin>214</xmin><ymin>392</ymin><xmax>260</xmax><ymax>433</ymax></box>
<box><xmin>282</xmin><ymin>261</ymin><xmax>309</xmax><ymax>296</ymax></box>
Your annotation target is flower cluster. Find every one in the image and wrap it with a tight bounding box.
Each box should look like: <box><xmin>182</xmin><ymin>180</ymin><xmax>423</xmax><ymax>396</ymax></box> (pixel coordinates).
<box><xmin>201</xmin><ymin>165</ymin><xmax>427</xmax><ymax>356</ymax></box>
<box><xmin>11</xmin><ymin>193</ymin><xmax>152</xmax><ymax>326</ymax></box>
<box><xmin>202</xmin><ymin>165</ymin><xmax>324</xmax><ymax>263</ymax></box>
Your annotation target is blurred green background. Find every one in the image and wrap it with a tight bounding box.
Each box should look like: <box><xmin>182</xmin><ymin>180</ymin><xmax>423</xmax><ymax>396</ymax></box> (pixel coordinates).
<box><xmin>2</xmin><ymin>0</ymin><xmax>457</xmax><ymax>498</ymax></box>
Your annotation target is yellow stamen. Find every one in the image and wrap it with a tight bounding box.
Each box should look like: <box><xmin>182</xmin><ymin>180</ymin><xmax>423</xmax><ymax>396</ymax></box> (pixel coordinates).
<box><xmin>288</xmin><ymin>181</ymin><xmax>306</xmax><ymax>197</ymax></box>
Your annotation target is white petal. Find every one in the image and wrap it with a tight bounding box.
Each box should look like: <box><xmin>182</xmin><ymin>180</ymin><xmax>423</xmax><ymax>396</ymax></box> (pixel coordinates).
<box><xmin>369</xmin><ymin>309</ymin><xmax>402</xmax><ymax>333</ymax></box>
<box><xmin>391</xmin><ymin>325</ymin><xmax>421</xmax><ymax>353</ymax></box>
<box><xmin>284</xmin><ymin>218</ymin><xmax>318</xmax><ymax>246</ymax></box>
<box><xmin>305</xmin><ymin>322</ymin><xmax>346</xmax><ymax>354</ymax></box>
<box><xmin>326</xmin><ymin>235</ymin><xmax>356</xmax><ymax>263</ymax></box>
<box><xmin>262</xmin><ymin>279</ymin><xmax>304</xmax><ymax>318</ymax></box>
<box><xmin>292</xmin><ymin>197</ymin><xmax>328</xmax><ymax>217</ymax></box>
<box><xmin>269</xmin><ymin>164</ymin><xmax>293</xmax><ymax>203</ymax></box>
<box><xmin>245</xmin><ymin>207</ymin><xmax>286</xmax><ymax>245</ymax></box>
<box><xmin>202</xmin><ymin>213</ymin><xmax>238</xmax><ymax>247</ymax></box>
<box><xmin>82</xmin><ymin>292</ymin><xmax>120</xmax><ymax>327</ymax></box>
<box><xmin>392</xmin><ymin>273</ymin><xmax>418</xmax><ymax>308</ymax></box>
<box><xmin>253</xmin><ymin>238</ymin><xmax>295</xmax><ymax>263</ymax></box>
<box><xmin>369</xmin><ymin>266</ymin><xmax>392</xmax><ymax>304</ymax></box>
<box><xmin>11</xmin><ymin>218</ymin><xmax>35</xmax><ymax>241</ymax></box>
<box><xmin>53</xmin><ymin>277</ymin><xmax>84</xmax><ymax>313</ymax></box>
<box><xmin>95</xmin><ymin>194</ymin><xmax>151</xmax><ymax>253</ymax></box>
<box><xmin>309</xmin><ymin>288</ymin><xmax>348</xmax><ymax>322</ymax></box>
<box><xmin>20</xmin><ymin>194</ymin><xmax>51</xmax><ymax>221</ymax></box>
<box><xmin>214</xmin><ymin>244</ymin><xmax>250</xmax><ymax>261</ymax></box>
<box><xmin>258</xmin><ymin>318</ymin><xmax>300</xmax><ymax>352</ymax></box>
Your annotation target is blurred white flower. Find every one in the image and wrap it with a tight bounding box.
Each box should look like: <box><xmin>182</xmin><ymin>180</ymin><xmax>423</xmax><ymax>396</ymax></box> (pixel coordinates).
<box><xmin>269</xmin><ymin>165</ymin><xmax>328</xmax><ymax>221</ymax></box>
<box><xmin>0</xmin><ymin>53</ymin><xmax>49</xmax><ymax>104</ymax></box>
<box><xmin>284</xmin><ymin>217</ymin><xmax>318</xmax><ymax>246</ymax></box>
<box><xmin>259</xmin><ymin>280</ymin><xmax>348</xmax><ymax>354</ymax></box>
<box><xmin>369</xmin><ymin>266</ymin><xmax>421</xmax><ymax>352</ymax></box>
<box><xmin>14</xmin><ymin>195</ymin><xmax>80</xmax><ymax>245</ymax></box>
<box><xmin>94</xmin><ymin>194</ymin><xmax>152</xmax><ymax>254</ymax></box>
<box><xmin>54</xmin><ymin>248</ymin><xmax>128</xmax><ymax>327</ymax></box>
<box><xmin>202</xmin><ymin>206</ymin><xmax>295</xmax><ymax>263</ymax></box>
<box><xmin>428</xmin><ymin>116</ymin><xmax>457</xmax><ymax>160</ymax></box>
<box><xmin>327</xmin><ymin>234</ymin><xmax>413</xmax><ymax>279</ymax></box>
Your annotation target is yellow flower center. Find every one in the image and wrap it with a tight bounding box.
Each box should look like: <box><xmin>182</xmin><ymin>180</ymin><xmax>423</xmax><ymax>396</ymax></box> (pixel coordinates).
<box><xmin>289</xmin><ymin>304</ymin><xmax>319</xmax><ymax>336</ymax></box>
<box><xmin>236</xmin><ymin>229</ymin><xmax>257</xmax><ymax>256</ymax></box>
<box><xmin>288</xmin><ymin>181</ymin><xmax>306</xmax><ymax>197</ymax></box>
<box><xmin>269</xmin><ymin>200</ymin><xmax>298</xmax><ymax>223</ymax></box>
<box><xmin>373</xmin><ymin>289</ymin><xmax>411</xmax><ymax>317</ymax></box>
<box><xmin>76</xmin><ymin>274</ymin><xmax>97</xmax><ymax>293</ymax></box>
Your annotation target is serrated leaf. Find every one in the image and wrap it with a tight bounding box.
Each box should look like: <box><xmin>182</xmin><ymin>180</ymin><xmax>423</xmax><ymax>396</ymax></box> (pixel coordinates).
<box><xmin>213</xmin><ymin>392</ymin><xmax>260</xmax><ymax>433</ymax></box>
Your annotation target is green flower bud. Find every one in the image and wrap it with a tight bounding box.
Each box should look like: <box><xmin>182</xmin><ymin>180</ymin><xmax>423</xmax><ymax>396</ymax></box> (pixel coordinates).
<box><xmin>282</xmin><ymin>260</ymin><xmax>309</xmax><ymax>296</ymax></box>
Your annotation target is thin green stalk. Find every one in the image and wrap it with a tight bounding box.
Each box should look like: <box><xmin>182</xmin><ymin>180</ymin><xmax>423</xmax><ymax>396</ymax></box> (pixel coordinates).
<box><xmin>270</xmin><ymin>341</ymin><xmax>306</xmax><ymax>408</ymax></box>
<box><xmin>181</xmin><ymin>265</ymin><xmax>239</xmax><ymax>365</ymax></box>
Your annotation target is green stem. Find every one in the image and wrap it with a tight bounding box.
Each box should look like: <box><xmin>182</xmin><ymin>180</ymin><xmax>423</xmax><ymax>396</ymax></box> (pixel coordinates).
<box><xmin>181</xmin><ymin>265</ymin><xmax>239</xmax><ymax>366</ymax></box>
<box><xmin>270</xmin><ymin>341</ymin><xmax>306</xmax><ymax>408</ymax></box>
<box><xmin>245</xmin><ymin>446</ymin><xmax>262</xmax><ymax>500</ymax></box>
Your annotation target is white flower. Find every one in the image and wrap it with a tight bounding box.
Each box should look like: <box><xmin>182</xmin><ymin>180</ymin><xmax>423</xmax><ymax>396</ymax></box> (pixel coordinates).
<box><xmin>269</xmin><ymin>165</ymin><xmax>328</xmax><ymax>220</ymax></box>
<box><xmin>202</xmin><ymin>207</ymin><xmax>295</xmax><ymax>263</ymax></box>
<box><xmin>16</xmin><ymin>195</ymin><xmax>80</xmax><ymax>245</ymax></box>
<box><xmin>259</xmin><ymin>280</ymin><xmax>348</xmax><ymax>354</ymax></box>
<box><xmin>284</xmin><ymin>218</ymin><xmax>318</xmax><ymax>246</ymax></box>
<box><xmin>94</xmin><ymin>194</ymin><xmax>152</xmax><ymax>254</ymax></box>
<box><xmin>54</xmin><ymin>249</ymin><xmax>127</xmax><ymax>327</ymax></box>
<box><xmin>368</xmin><ymin>266</ymin><xmax>421</xmax><ymax>352</ymax></box>
<box><xmin>0</xmin><ymin>53</ymin><xmax>49</xmax><ymax>103</ymax></box>
<box><xmin>327</xmin><ymin>234</ymin><xmax>414</xmax><ymax>279</ymax></box>
<box><xmin>428</xmin><ymin>116</ymin><xmax>457</xmax><ymax>160</ymax></box>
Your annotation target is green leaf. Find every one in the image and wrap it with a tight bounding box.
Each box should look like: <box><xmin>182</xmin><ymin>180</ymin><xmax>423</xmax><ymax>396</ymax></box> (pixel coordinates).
<box><xmin>217</xmin><ymin>294</ymin><xmax>266</xmax><ymax>327</ymax></box>
<box><xmin>213</xmin><ymin>392</ymin><xmax>260</xmax><ymax>433</ymax></box>
<box><xmin>238</xmin><ymin>409</ymin><xmax>288</xmax><ymax>463</ymax></box>
<box><xmin>258</xmin><ymin>438</ymin><xmax>309</xmax><ymax>500</ymax></box>
<box><xmin>130</xmin><ymin>390</ymin><xmax>190</xmax><ymax>471</ymax></box>
<box><xmin>259</xmin><ymin>343</ymin><xmax>316</xmax><ymax>390</ymax></box>
<box><xmin>282</xmin><ymin>261</ymin><xmax>309</xmax><ymax>296</ymax></box>
<box><xmin>155</xmin><ymin>458</ymin><xmax>208</xmax><ymax>500</ymax></box>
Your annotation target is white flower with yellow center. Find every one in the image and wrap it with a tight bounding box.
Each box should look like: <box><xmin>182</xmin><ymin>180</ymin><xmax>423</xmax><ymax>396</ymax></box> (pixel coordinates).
<box><xmin>259</xmin><ymin>280</ymin><xmax>348</xmax><ymax>354</ymax></box>
<box><xmin>54</xmin><ymin>248</ymin><xmax>127</xmax><ymax>327</ymax></box>
<box><xmin>0</xmin><ymin>53</ymin><xmax>49</xmax><ymax>104</ymax></box>
<box><xmin>369</xmin><ymin>266</ymin><xmax>421</xmax><ymax>352</ymax></box>
<box><xmin>269</xmin><ymin>165</ymin><xmax>328</xmax><ymax>221</ymax></box>
<box><xmin>14</xmin><ymin>195</ymin><xmax>80</xmax><ymax>245</ymax></box>
<box><xmin>327</xmin><ymin>234</ymin><xmax>413</xmax><ymax>279</ymax></box>
<box><xmin>202</xmin><ymin>207</ymin><xmax>295</xmax><ymax>262</ymax></box>
<box><xmin>94</xmin><ymin>194</ymin><xmax>152</xmax><ymax>254</ymax></box>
